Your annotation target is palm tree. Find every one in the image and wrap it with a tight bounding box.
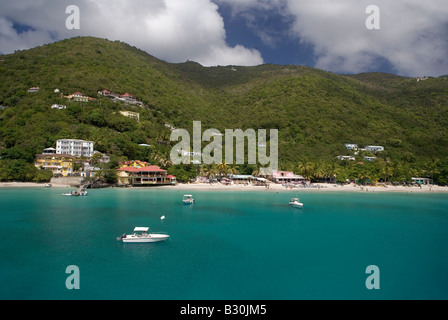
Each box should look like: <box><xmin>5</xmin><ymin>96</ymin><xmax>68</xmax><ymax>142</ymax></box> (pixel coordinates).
<box><xmin>297</xmin><ymin>159</ymin><xmax>313</xmax><ymax>181</ymax></box>
<box><xmin>201</xmin><ymin>163</ymin><xmax>218</xmax><ymax>180</ymax></box>
<box><xmin>426</xmin><ymin>158</ymin><xmax>440</xmax><ymax>183</ymax></box>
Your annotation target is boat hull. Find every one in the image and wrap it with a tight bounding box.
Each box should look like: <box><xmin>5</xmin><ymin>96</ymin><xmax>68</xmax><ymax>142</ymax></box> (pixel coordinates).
<box><xmin>289</xmin><ymin>202</ymin><xmax>304</xmax><ymax>208</ymax></box>
<box><xmin>122</xmin><ymin>234</ymin><xmax>170</xmax><ymax>243</ymax></box>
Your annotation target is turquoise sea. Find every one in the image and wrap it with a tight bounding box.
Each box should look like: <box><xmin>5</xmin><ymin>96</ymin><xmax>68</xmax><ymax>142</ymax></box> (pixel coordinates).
<box><xmin>0</xmin><ymin>188</ymin><xmax>447</xmax><ymax>300</ymax></box>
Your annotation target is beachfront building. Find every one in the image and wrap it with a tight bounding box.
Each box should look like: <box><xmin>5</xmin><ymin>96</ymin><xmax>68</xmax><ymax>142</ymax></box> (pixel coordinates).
<box><xmin>230</xmin><ymin>175</ymin><xmax>256</xmax><ymax>185</ymax></box>
<box><xmin>272</xmin><ymin>170</ymin><xmax>306</xmax><ymax>184</ymax></box>
<box><xmin>56</xmin><ymin>139</ymin><xmax>94</xmax><ymax>158</ymax></box>
<box><xmin>411</xmin><ymin>177</ymin><xmax>432</xmax><ymax>185</ymax></box>
<box><xmin>117</xmin><ymin>165</ymin><xmax>176</xmax><ymax>186</ymax></box>
<box><xmin>119</xmin><ymin>160</ymin><xmax>150</xmax><ymax>169</ymax></box>
<box><xmin>34</xmin><ymin>154</ymin><xmax>74</xmax><ymax>177</ymax></box>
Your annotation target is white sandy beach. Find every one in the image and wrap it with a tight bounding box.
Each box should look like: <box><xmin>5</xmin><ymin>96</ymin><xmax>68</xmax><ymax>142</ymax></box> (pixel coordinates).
<box><xmin>159</xmin><ymin>182</ymin><xmax>448</xmax><ymax>193</ymax></box>
<box><xmin>0</xmin><ymin>182</ymin><xmax>71</xmax><ymax>188</ymax></box>
<box><xmin>1</xmin><ymin>181</ymin><xmax>447</xmax><ymax>193</ymax></box>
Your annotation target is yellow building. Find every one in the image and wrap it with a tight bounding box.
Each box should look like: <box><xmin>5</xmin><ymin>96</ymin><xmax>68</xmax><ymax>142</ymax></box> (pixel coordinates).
<box><xmin>119</xmin><ymin>111</ymin><xmax>140</xmax><ymax>122</ymax></box>
<box><xmin>35</xmin><ymin>154</ymin><xmax>75</xmax><ymax>177</ymax></box>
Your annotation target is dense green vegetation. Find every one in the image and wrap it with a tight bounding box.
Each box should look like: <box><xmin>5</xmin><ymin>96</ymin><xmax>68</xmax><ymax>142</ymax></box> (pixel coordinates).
<box><xmin>0</xmin><ymin>37</ymin><xmax>447</xmax><ymax>184</ymax></box>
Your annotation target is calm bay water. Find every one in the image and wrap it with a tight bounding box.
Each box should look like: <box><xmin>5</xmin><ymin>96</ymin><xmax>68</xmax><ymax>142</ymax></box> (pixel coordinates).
<box><xmin>0</xmin><ymin>188</ymin><xmax>447</xmax><ymax>300</ymax></box>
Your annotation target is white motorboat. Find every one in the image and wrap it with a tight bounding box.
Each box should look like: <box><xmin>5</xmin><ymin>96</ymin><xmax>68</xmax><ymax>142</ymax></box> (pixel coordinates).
<box><xmin>62</xmin><ymin>190</ymin><xmax>88</xmax><ymax>196</ymax></box>
<box><xmin>119</xmin><ymin>227</ymin><xmax>170</xmax><ymax>243</ymax></box>
<box><xmin>183</xmin><ymin>194</ymin><xmax>194</xmax><ymax>204</ymax></box>
<box><xmin>288</xmin><ymin>197</ymin><xmax>304</xmax><ymax>208</ymax></box>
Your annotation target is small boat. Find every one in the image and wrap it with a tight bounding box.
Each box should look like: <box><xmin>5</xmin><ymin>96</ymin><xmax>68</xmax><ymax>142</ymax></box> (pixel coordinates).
<box><xmin>45</xmin><ymin>184</ymin><xmax>52</xmax><ymax>188</ymax></box>
<box><xmin>62</xmin><ymin>190</ymin><xmax>88</xmax><ymax>196</ymax></box>
<box><xmin>288</xmin><ymin>197</ymin><xmax>304</xmax><ymax>209</ymax></box>
<box><xmin>183</xmin><ymin>194</ymin><xmax>194</xmax><ymax>205</ymax></box>
<box><xmin>119</xmin><ymin>227</ymin><xmax>170</xmax><ymax>243</ymax></box>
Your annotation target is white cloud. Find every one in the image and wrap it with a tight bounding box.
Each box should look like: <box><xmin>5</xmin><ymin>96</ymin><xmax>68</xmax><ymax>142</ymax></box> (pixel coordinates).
<box><xmin>0</xmin><ymin>17</ymin><xmax>54</xmax><ymax>54</ymax></box>
<box><xmin>285</xmin><ymin>0</ymin><xmax>448</xmax><ymax>76</ymax></box>
<box><xmin>218</xmin><ymin>0</ymin><xmax>448</xmax><ymax>76</ymax></box>
<box><xmin>0</xmin><ymin>0</ymin><xmax>263</xmax><ymax>66</ymax></box>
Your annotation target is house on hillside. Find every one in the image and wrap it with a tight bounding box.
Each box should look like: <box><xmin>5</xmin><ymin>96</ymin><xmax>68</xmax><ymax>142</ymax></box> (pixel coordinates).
<box><xmin>337</xmin><ymin>155</ymin><xmax>356</xmax><ymax>161</ymax></box>
<box><xmin>98</xmin><ymin>89</ymin><xmax>111</xmax><ymax>97</ymax></box>
<box><xmin>51</xmin><ymin>104</ymin><xmax>67</xmax><ymax>110</ymax></box>
<box><xmin>56</xmin><ymin>139</ymin><xmax>94</xmax><ymax>158</ymax></box>
<box><xmin>42</xmin><ymin>148</ymin><xmax>56</xmax><ymax>155</ymax></box>
<box><xmin>345</xmin><ymin>144</ymin><xmax>358</xmax><ymax>151</ymax></box>
<box><xmin>119</xmin><ymin>93</ymin><xmax>137</xmax><ymax>104</ymax></box>
<box><xmin>119</xmin><ymin>111</ymin><xmax>140</xmax><ymax>122</ymax></box>
<box><xmin>362</xmin><ymin>155</ymin><xmax>376</xmax><ymax>162</ymax></box>
<box><xmin>28</xmin><ymin>87</ymin><xmax>40</xmax><ymax>93</ymax></box>
<box><xmin>365</xmin><ymin>145</ymin><xmax>385</xmax><ymax>152</ymax></box>
<box><xmin>34</xmin><ymin>154</ymin><xmax>75</xmax><ymax>177</ymax></box>
<box><xmin>70</xmin><ymin>92</ymin><xmax>89</xmax><ymax>102</ymax></box>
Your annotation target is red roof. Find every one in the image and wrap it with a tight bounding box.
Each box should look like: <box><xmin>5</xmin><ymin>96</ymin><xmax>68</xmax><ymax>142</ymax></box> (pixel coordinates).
<box><xmin>167</xmin><ymin>175</ymin><xmax>176</xmax><ymax>179</ymax></box>
<box><xmin>120</xmin><ymin>93</ymin><xmax>134</xmax><ymax>98</ymax></box>
<box><xmin>117</xmin><ymin>167</ymin><xmax>140</xmax><ymax>172</ymax></box>
<box><xmin>140</xmin><ymin>166</ymin><xmax>167</xmax><ymax>172</ymax></box>
<box><xmin>117</xmin><ymin>166</ymin><xmax>167</xmax><ymax>173</ymax></box>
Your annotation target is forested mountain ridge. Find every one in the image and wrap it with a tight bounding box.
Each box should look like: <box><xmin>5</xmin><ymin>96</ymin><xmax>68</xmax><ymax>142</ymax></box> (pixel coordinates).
<box><xmin>0</xmin><ymin>37</ymin><xmax>447</xmax><ymax>183</ymax></box>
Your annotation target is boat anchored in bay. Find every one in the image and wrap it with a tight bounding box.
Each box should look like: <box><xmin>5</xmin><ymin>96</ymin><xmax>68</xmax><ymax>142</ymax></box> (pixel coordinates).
<box><xmin>118</xmin><ymin>227</ymin><xmax>170</xmax><ymax>243</ymax></box>
<box><xmin>288</xmin><ymin>197</ymin><xmax>304</xmax><ymax>209</ymax></box>
<box><xmin>183</xmin><ymin>194</ymin><xmax>195</xmax><ymax>205</ymax></box>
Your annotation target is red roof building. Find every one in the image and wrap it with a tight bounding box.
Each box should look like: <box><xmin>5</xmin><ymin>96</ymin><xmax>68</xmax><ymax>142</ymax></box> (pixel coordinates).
<box><xmin>117</xmin><ymin>164</ymin><xmax>176</xmax><ymax>186</ymax></box>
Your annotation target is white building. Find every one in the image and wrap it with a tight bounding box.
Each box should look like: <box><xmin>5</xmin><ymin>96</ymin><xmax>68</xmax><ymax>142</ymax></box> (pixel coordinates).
<box><xmin>337</xmin><ymin>155</ymin><xmax>356</xmax><ymax>161</ymax></box>
<box><xmin>345</xmin><ymin>144</ymin><xmax>358</xmax><ymax>151</ymax></box>
<box><xmin>51</xmin><ymin>104</ymin><xmax>67</xmax><ymax>110</ymax></box>
<box><xmin>365</xmin><ymin>146</ymin><xmax>385</xmax><ymax>152</ymax></box>
<box><xmin>56</xmin><ymin>139</ymin><xmax>94</xmax><ymax>158</ymax></box>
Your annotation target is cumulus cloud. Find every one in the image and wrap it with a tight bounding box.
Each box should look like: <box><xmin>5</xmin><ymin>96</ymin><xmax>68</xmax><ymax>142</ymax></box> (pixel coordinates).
<box><xmin>0</xmin><ymin>0</ymin><xmax>263</xmax><ymax>66</ymax></box>
<box><xmin>218</xmin><ymin>0</ymin><xmax>448</xmax><ymax>76</ymax></box>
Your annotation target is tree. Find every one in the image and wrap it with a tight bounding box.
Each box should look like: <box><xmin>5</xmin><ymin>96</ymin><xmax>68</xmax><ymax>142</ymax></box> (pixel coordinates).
<box><xmin>201</xmin><ymin>163</ymin><xmax>218</xmax><ymax>180</ymax></box>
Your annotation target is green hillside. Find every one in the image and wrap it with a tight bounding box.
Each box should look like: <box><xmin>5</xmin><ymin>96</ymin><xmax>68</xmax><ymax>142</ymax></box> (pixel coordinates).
<box><xmin>0</xmin><ymin>37</ymin><xmax>447</xmax><ymax>183</ymax></box>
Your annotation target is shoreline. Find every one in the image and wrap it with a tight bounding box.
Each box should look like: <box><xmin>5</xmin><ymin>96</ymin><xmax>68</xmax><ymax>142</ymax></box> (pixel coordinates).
<box><xmin>0</xmin><ymin>182</ymin><xmax>72</xmax><ymax>188</ymax></box>
<box><xmin>1</xmin><ymin>182</ymin><xmax>447</xmax><ymax>193</ymax></box>
<box><xmin>158</xmin><ymin>182</ymin><xmax>448</xmax><ymax>193</ymax></box>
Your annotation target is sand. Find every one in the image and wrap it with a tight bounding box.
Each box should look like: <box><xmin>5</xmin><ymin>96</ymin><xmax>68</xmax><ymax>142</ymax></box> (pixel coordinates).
<box><xmin>1</xmin><ymin>182</ymin><xmax>447</xmax><ymax>193</ymax></box>
<box><xmin>158</xmin><ymin>182</ymin><xmax>448</xmax><ymax>193</ymax></box>
<box><xmin>0</xmin><ymin>182</ymin><xmax>71</xmax><ymax>188</ymax></box>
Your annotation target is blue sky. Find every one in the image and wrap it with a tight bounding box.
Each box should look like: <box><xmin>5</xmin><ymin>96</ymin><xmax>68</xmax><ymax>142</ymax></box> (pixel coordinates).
<box><xmin>0</xmin><ymin>0</ymin><xmax>447</xmax><ymax>77</ymax></box>
<box><xmin>218</xmin><ymin>4</ymin><xmax>316</xmax><ymax>67</ymax></box>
